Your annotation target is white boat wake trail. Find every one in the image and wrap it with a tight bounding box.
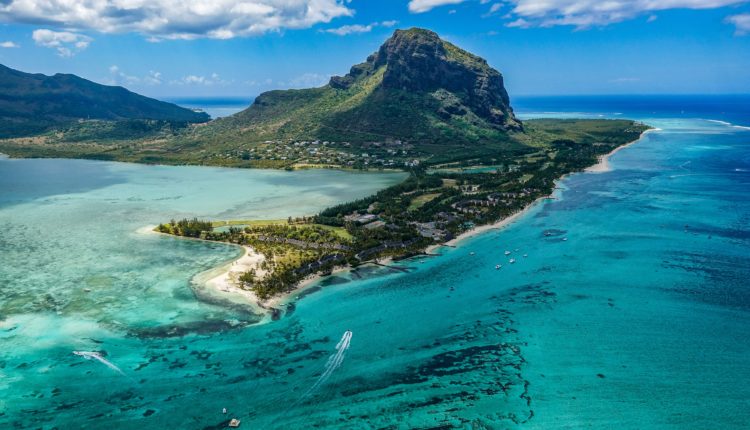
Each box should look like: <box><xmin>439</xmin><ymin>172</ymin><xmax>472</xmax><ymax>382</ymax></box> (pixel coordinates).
<box><xmin>298</xmin><ymin>330</ymin><xmax>352</xmax><ymax>401</ymax></box>
<box><xmin>73</xmin><ymin>351</ymin><xmax>126</xmax><ymax>376</ymax></box>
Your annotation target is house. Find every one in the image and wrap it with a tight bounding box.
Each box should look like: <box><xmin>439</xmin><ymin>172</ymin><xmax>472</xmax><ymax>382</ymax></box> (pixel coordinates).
<box><xmin>364</xmin><ymin>220</ymin><xmax>386</xmax><ymax>230</ymax></box>
<box><xmin>460</xmin><ymin>184</ymin><xmax>481</xmax><ymax>194</ymax></box>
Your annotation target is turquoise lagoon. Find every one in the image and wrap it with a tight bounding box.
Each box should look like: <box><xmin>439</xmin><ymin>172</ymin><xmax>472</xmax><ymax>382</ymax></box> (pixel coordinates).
<box><xmin>2</xmin><ymin>98</ymin><xmax>750</xmax><ymax>429</ymax></box>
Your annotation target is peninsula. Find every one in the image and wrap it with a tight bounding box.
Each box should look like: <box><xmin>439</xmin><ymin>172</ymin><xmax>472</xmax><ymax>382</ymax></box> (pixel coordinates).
<box><xmin>145</xmin><ymin>29</ymin><xmax>650</xmax><ymax>309</ymax></box>
<box><xmin>0</xmin><ymin>28</ymin><xmax>648</xmax><ymax>309</ymax></box>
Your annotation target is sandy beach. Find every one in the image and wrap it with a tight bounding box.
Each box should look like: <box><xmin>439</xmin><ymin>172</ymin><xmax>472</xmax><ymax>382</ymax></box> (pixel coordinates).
<box><xmin>425</xmin><ymin>193</ymin><xmax>554</xmax><ymax>254</ymax></box>
<box><xmin>427</xmin><ymin>127</ymin><xmax>657</xmax><ymax>253</ymax></box>
<box><xmin>138</xmin><ymin>225</ymin><xmax>281</xmax><ymax>313</ymax></box>
<box><xmin>140</xmin><ymin>128</ymin><xmax>657</xmax><ymax>315</ymax></box>
<box><xmin>586</xmin><ymin>128</ymin><xmax>661</xmax><ymax>173</ymax></box>
<box><xmin>202</xmin><ymin>245</ymin><xmax>272</xmax><ymax>307</ymax></box>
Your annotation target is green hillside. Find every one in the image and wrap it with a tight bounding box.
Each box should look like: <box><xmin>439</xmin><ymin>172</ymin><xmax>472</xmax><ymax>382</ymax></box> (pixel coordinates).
<box><xmin>0</xmin><ymin>28</ymin><xmax>647</xmax><ymax>171</ymax></box>
<box><xmin>0</xmin><ymin>64</ymin><xmax>209</xmax><ymax>138</ymax></box>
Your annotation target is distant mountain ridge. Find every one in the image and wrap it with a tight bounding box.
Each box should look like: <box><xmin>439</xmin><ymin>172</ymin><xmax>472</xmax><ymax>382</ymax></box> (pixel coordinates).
<box><xmin>204</xmin><ymin>28</ymin><xmax>521</xmax><ymax>150</ymax></box>
<box><xmin>0</xmin><ymin>64</ymin><xmax>209</xmax><ymax>138</ymax></box>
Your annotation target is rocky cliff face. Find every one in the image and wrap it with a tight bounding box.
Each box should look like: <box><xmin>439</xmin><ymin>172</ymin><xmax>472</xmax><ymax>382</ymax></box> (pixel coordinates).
<box><xmin>329</xmin><ymin>28</ymin><xmax>521</xmax><ymax>131</ymax></box>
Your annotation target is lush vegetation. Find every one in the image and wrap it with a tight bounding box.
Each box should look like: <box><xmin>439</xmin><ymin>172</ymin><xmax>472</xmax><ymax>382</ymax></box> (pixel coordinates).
<box><xmin>0</xmin><ymin>28</ymin><xmax>525</xmax><ymax>168</ymax></box>
<box><xmin>157</xmin><ymin>119</ymin><xmax>650</xmax><ymax>301</ymax></box>
<box><xmin>0</xmin><ymin>29</ymin><xmax>651</xmax><ymax>302</ymax></box>
<box><xmin>0</xmin><ymin>63</ymin><xmax>208</xmax><ymax>138</ymax></box>
<box><xmin>156</xmin><ymin>218</ymin><xmax>214</xmax><ymax>238</ymax></box>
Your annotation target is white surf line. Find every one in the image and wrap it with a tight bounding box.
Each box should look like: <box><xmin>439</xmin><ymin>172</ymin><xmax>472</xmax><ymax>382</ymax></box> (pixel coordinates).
<box><xmin>298</xmin><ymin>330</ymin><xmax>352</xmax><ymax>401</ymax></box>
<box><xmin>706</xmin><ymin>119</ymin><xmax>750</xmax><ymax>131</ymax></box>
<box><xmin>73</xmin><ymin>351</ymin><xmax>126</xmax><ymax>376</ymax></box>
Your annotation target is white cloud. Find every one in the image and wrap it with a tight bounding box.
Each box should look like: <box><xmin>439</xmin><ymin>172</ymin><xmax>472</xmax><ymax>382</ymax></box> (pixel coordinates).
<box><xmin>106</xmin><ymin>65</ymin><xmax>162</xmax><ymax>86</ymax></box>
<box><xmin>503</xmin><ymin>0</ymin><xmax>748</xmax><ymax>28</ymax></box>
<box><xmin>409</xmin><ymin>0</ymin><xmax>466</xmax><ymax>14</ymax></box>
<box><xmin>506</xmin><ymin>18</ymin><xmax>530</xmax><ymax>28</ymax></box>
<box><xmin>323</xmin><ymin>20</ymin><xmax>399</xmax><ymax>36</ymax></box>
<box><xmin>1</xmin><ymin>0</ymin><xmax>353</xmax><ymax>40</ymax></box>
<box><xmin>727</xmin><ymin>13</ymin><xmax>750</xmax><ymax>35</ymax></box>
<box><xmin>32</xmin><ymin>29</ymin><xmax>92</xmax><ymax>57</ymax></box>
<box><xmin>0</xmin><ymin>41</ymin><xmax>19</xmax><ymax>48</ymax></box>
<box><xmin>286</xmin><ymin>72</ymin><xmax>330</xmax><ymax>88</ymax></box>
<box><xmin>171</xmin><ymin>73</ymin><xmax>230</xmax><ymax>86</ymax></box>
<box><xmin>324</xmin><ymin>24</ymin><xmax>374</xmax><ymax>35</ymax></box>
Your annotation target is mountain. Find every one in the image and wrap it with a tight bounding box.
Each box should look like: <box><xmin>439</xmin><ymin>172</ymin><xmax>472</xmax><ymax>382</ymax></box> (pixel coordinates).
<box><xmin>202</xmin><ymin>28</ymin><xmax>522</xmax><ymax>151</ymax></box>
<box><xmin>0</xmin><ymin>28</ymin><xmax>646</xmax><ymax>169</ymax></box>
<box><xmin>0</xmin><ymin>64</ymin><xmax>209</xmax><ymax>138</ymax></box>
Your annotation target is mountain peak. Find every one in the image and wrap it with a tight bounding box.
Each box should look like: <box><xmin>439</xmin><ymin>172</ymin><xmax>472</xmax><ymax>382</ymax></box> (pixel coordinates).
<box><xmin>329</xmin><ymin>28</ymin><xmax>520</xmax><ymax>131</ymax></box>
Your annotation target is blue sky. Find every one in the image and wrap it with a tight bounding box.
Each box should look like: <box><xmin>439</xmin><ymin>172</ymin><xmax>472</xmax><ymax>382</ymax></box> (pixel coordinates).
<box><xmin>1</xmin><ymin>0</ymin><xmax>749</xmax><ymax>98</ymax></box>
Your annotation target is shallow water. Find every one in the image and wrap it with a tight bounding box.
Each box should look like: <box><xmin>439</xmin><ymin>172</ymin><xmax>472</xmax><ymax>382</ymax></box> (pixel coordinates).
<box><xmin>2</xmin><ymin>98</ymin><xmax>749</xmax><ymax>429</ymax></box>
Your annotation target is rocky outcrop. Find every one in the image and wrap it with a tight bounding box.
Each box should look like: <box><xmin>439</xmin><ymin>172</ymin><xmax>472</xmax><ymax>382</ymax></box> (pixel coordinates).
<box><xmin>329</xmin><ymin>28</ymin><xmax>521</xmax><ymax>131</ymax></box>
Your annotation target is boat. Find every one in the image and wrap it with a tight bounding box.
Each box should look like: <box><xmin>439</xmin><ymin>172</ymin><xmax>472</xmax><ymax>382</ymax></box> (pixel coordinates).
<box><xmin>229</xmin><ymin>418</ymin><xmax>241</xmax><ymax>428</ymax></box>
<box><xmin>470</xmin><ymin>251</ymin><xmax>475</xmax><ymax>256</ymax></box>
<box><xmin>509</xmin><ymin>259</ymin><xmax>516</xmax><ymax>264</ymax></box>
<box><xmin>495</xmin><ymin>264</ymin><xmax>501</xmax><ymax>270</ymax></box>
<box><xmin>504</xmin><ymin>250</ymin><xmax>511</xmax><ymax>255</ymax></box>
<box><xmin>562</xmin><ymin>237</ymin><xmax>568</xmax><ymax>241</ymax></box>
<box><xmin>523</xmin><ymin>254</ymin><xmax>528</xmax><ymax>258</ymax></box>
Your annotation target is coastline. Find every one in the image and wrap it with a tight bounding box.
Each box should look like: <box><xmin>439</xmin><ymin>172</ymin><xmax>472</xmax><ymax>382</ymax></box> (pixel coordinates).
<box><xmin>427</xmin><ymin>127</ymin><xmax>657</xmax><ymax>252</ymax></box>
<box><xmin>141</xmin><ymin>127</ymin><xmax>656</xmax><ymax>319</ymax></box>
<box><xmin>138</xmin><ymin>225</ymin><xmax>277</xmax><ymax>315</ymax></box>
<box><xmin>199</xmin><ymin>245</ymin><xmax>276</xmax><ymax>311</ymax></box>
<box><xmin>586</xmin><ymin>127</ymin><xmax>661</xmax><ymax>173</ymax></box>
<box><xmin>425</xmin><ymin>195</ymin><xmax>552</xmax><ymax>254</ymax></box>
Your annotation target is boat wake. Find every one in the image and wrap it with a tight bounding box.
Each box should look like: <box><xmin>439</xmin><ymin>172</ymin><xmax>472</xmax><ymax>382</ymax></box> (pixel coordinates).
<box><xmin>297</xmin><ymin>330</ymin><xmax>352</xmax><ymax>402</ymax></box>
<box><xmin>73</xmin><ymin>351</ymin><xmax>126</xmax><ymax>376</ymax></box>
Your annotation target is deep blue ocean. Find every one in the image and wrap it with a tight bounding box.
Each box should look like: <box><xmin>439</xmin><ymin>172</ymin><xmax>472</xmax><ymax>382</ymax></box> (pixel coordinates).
<box><xmin>166</xmin><ymin>97</ymin><xmax>253</xmax><ymax>119</ymax></box>
<box><xmin>1</xmin><ymin>95</ymin><xmax>749</xmax><ymax>429</ymax></box>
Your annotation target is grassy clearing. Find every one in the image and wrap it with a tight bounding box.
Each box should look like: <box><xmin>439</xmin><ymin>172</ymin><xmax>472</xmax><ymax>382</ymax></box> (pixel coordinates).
<box><xmin>408</xmin><ymin>193</ymin><xmax>442</xmax><ymax>211</ymax></box>
<box><xmin>211</xmin><ymin>219</ymin><xmax>287</xmax><ymax>227</ymax></box>
<box><xmin>210</xmin><ymin>219</ymin><xmax>353</xmax><ymax>241</ymax></box>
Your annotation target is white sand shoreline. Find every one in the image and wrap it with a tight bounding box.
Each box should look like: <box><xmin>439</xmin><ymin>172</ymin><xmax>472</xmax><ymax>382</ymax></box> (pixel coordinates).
<box><xmin>425</xmin><ymin>195</ymin><xmax>553</xmax><ymax>254</ymax></box>
<box><xmin>136</xmin><ymin>225</ymin><xmax>278</xmax><ymax>315</ymax></box>
<box><xmin>427</xmin><ymin>127</ymin><xmax>657</xmax><ymax>253</ymax></box>
<box><xmin>586</xmin><ymin>127</ymin><xmax>661</xmax><ymax>173</ymax></box>
<box><xmin>138</xmin><ymin>128</ymin><xmax>657</xmax><ymax>318</ymax></box>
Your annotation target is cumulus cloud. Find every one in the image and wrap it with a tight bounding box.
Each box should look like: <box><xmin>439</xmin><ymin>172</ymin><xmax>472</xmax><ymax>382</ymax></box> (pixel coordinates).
<box><xmin>171</xmin><ymin>73</ymin><xmax>230</xmax><ymax>86</ymax></box>
<box><xmin>323</xmin><ymin>20</ymin><xmax>399</xmax><ymax>36</ymax></box>
<box><xmin>107</xmin><ymin>66</ymin><xmax>162</xmax><ymax>86</ymax></box>
<box><xmin>1</xmin><ymin>0</ymin><xmax>353</xmax><ymax>40</ymax></box>
<box><xmin>409</xmin><ymin>0</ymin><xmax>466</xmax><ymax>14</ymax></box>
<box><xmin>32</xmin><ymin>29</ymin><xmax>92</xmax><ymax>57</ymax></box>
<box><xmin>1</xmin><ymin>41</ymin><xmax>19</xmax><ymax>48</ymax></box>
<box><xmin>503</xmin><ymin>0</ymin><xmax>748</xmax><ymax>28</ymax></box>
<box><xmin>727</xmin><ymin>13</ymin><xmax>750</xmax><ymax>35</ymax></box>
<box><xmin>286</xmin><ymin>72</ymin><xmax>331</xmax><ymax>88</ymax></box>
<box><xmin>324</xmin><ymin>24</ymin><xmax>374</xmax><ymax>35</ymax></box>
